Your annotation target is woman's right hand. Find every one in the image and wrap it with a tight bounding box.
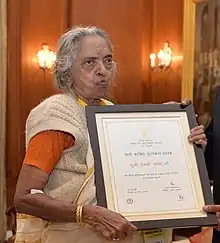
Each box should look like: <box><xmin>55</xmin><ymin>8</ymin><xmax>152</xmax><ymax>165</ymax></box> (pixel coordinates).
<box><xmin>83</xmin><ymin>204</ymin><xmax>137</xmax><ymax>241</ymax></box>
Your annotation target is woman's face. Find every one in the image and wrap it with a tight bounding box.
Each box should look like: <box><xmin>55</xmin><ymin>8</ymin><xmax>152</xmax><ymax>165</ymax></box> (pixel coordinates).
<box><xmin>72</xmin><ymin>35</ymin><xmax>114</xmax><ymax>100</ymax></box>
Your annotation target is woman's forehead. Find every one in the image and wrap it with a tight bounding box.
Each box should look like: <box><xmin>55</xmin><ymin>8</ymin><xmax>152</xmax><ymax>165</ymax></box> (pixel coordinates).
<box><xmin>78</xmin><ymin>36</ymin><xmax>112</xmax><ymax>58</ymax></box>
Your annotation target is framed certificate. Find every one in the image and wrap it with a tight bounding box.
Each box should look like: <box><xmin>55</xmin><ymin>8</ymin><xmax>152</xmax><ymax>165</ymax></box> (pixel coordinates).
<box><xmin>86</xmin><ymin>104</ymin><xmax>217</xmax><ymax>229</ymax></box>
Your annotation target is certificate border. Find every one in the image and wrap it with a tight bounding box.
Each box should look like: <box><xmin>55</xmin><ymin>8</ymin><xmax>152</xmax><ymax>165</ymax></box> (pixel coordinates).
<box><xmin>86</xmin><ymin>104</ymin><xmax>217</xmax><ymax>229</ymax></box>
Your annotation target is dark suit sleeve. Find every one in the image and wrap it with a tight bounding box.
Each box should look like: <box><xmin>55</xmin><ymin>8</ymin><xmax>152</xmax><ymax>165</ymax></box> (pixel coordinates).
<box><xmin>204</xmin><ymin>86</ymin><xmax>220</xmax><ymax>181</ymax></box>
<box><xmin>210</xmin><ymin>86</ymin><xmax>220</xmax><ymax>243</ymax></box>
<box><xmin>204</xmin><ymin>119</ymin><xmax>213</xmax><ymax>180</ymax></box>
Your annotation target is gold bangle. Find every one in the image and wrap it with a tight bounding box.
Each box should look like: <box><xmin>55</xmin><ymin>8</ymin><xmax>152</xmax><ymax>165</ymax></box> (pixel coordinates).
<box><xmin>76</xmin><ymin>205</ymin><xmax>80</xmax><ymax>225</ymax></box>
<box><xmin>76</xmin><ymin>205</ymin><xmax>84</xmax><ymax>226</ymax></box>
<box><xmin>79</xmin><ymin>205</ymin><xmax>83</xmax><ymax>225</ymax></box>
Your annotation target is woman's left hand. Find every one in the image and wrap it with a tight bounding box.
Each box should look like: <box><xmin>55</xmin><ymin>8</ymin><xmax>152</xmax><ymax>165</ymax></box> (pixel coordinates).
<box><xmin>188</xmin><ymin>125</ymin><xmax>207</xmax><ymax>146</ymax></box>
<box><xmin>163</xmin><ymin>99</ymin><xmax>207</xmax><ymax>146</ymax></box>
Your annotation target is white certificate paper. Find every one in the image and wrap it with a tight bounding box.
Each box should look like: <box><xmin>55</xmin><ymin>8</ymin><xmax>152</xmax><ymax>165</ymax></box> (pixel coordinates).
<box><xmin>95</xmin><ymin>112</ymin><xmax>206</xmax><ymax>221</ymax></box>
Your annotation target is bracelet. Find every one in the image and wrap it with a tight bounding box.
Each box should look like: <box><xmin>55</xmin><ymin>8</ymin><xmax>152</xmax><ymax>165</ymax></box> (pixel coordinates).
<box><xmin>76</xmin><ymin>205</ymin><xmax>84</xmax><ymax>226</ymax></box>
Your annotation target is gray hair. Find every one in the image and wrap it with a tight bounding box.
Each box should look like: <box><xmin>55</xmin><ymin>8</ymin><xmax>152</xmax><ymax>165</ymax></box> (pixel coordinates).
<box><xmin>54</xmin><ymin>26</ymin><xmax>113</xmax><ymax>91</ymax></box>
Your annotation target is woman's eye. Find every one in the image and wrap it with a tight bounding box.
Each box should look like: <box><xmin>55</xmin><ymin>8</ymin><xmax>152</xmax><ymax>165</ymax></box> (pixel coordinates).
<box><xmin>85</xmin><ymin>60</ymin><xmax>94</xmax><ymax>65</ymax></box>
<box><xmin>105</xmin><ymin>58</ymin><xmax>112</xmax><ymax>64</ymax></box>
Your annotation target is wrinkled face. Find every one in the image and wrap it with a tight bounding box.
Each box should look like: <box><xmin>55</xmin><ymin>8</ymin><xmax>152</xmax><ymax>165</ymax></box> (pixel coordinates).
<box><xmin>72</xmin><ymin>35</ymin><xmax>114</xmax><ymax>100</ymax></box>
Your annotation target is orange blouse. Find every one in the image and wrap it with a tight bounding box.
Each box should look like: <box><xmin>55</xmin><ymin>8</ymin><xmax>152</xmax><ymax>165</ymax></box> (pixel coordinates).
<box><xmin>23</xmin><ymin>131</ymin><xmax>75</xmax><ymax>174</ymax></box>
<box><xmin>24</xmin><ymin>98</ymin><xmax>107</xmax><ymax>174</ymax></box>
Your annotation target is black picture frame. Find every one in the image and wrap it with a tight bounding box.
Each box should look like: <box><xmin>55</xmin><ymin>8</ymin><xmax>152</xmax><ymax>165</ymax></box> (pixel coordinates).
<box><xmin>86</xmin><ymin>103</ymin><xmax>217</xmax><ymax>230</ymax></box>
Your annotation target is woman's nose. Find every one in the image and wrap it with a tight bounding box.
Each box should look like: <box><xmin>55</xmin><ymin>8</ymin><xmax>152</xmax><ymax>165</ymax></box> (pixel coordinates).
<box><xmin>96</xmin><ymin>61</ymin><xmax>107</xmax><ymax>76</ymax></box>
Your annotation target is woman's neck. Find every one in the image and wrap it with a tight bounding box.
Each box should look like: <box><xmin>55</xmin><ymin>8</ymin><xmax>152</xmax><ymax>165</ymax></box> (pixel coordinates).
<box><xmin>69</xmin><ymin>89</ymin><xmax>101</xmax><ymax>105</ymax></box>
<box><xmin>76</xmin><ymin>95</ymin><xmax>100</xmax><ymax>105</ymax></box>
<box><xmin>81</xmin><ymin>97</ymin><xmax>100</xmax><ymax>105</ymax></box>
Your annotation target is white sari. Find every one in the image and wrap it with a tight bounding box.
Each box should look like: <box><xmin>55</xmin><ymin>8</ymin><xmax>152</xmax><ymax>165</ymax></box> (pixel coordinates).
<box><xmin>15</xmin><ymin>163</ymin><xmax>173</xmax><ymax>243</ymax></box>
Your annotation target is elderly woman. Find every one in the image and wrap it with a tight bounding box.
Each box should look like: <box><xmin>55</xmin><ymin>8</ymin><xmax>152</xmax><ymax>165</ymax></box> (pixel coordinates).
<box><xmin>14</xmin><ymin>26</ymin><xmax>207</xmax><ymax>243</ymax></box>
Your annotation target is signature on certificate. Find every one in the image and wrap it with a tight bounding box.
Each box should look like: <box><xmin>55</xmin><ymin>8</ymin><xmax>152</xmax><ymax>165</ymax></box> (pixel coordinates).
<box><xmin>178</xmin><ymin>194</ymin><xmax>184</xmax><ymax>201</ymax></box>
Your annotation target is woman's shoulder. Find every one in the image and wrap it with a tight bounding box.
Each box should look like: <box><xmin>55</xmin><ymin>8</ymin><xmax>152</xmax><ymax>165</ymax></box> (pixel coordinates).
<box><xmin>30</xmin><ymin>93</ymin><xmax>77</xmax><ymax>115</ymax></box>
<box><xmin>39</xmin><ymin>92</ymin><xmax>76</xmax><ymax>107</ymax></box>
<box><xmin>26</xmin><ymin>93</ymin><xmax>80</xmax><ymax>129</ymax></box>
<box><xmin>25</xmin><ymin>93</ymin><xmax>83</xmax><ymax>145</ymax></box>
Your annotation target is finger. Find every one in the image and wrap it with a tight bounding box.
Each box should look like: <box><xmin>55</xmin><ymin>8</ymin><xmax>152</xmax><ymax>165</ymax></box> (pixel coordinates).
<box><xmin>190</xmin><ymin>138</ymin><xmax>207</xmax><ymax>145</ymax></box>
<box><xmin>189</xmin><ymin>133</ymin><xmax>206</xmax><ymax>141</ymax></box>
<box><xmin>92</xmin><ymin>224</ymin><xmax>101</xmax><ymax>233</ymax></box>
<box><xmin>117</xmin><ymin>215</ymin><xmax>136</xmax><ymax>238</ymax></box>
<box><xmin>203</xmin><ymin>205</ymin><xmax>220</xmax><ymax>213</ymax></box>
<box><xmin>126</xmin><ymin>227</ymin><xmax>133</xmax><ymax>239</ymax></box>
<box><xmin>189</xmin><ymin>129</ymin><xmax>206</xmax><ymax>137</ymax></box>
<box><xmin>117</xmin><ymin>231</ymin><xmax>126</xmax><ymax>240</ymax></box>
<box><xmin>188</xmin><ymin>134</ymin><xmax>206</xmax><ymax>143</ymax></box>
<box><xmin>191</xmin><ymin>125</ymin><xmax>204</xmax><ymax>132</ymax></box>
<box><xmin>116</xmin><ymin>223</ymin><xmax>129</xmax><ymax>240</ymax></box>
<box><xmin>124</xmin><ymin>222</ymin><xmax>136</xmax><ymax>239</ymax></box>
<box><xmin>102</xmin><ymin>230</ymin><xmax>112</xmax><ymax>241</ymax></box>
<box><xmin>195</xmin><ymin>139</ymin><xmax>207</xmax><ymax>146</ymax></box>
<box><xmin>195</xmin><ymin>141</ymin><xmax>207</xmax><ymax>146</ymax></box>
<box><xmin>109</xmin><ymin>229</ymin><xmax>118</xmax><ymax>240</ymax></box>
<box><xmin>129</xmin><ymin>223</ymin><xmax>138</xmax><ymax>231</ymax></box>
<box><xmin>181</xmin><ymin>98</ymin><xmax>191</xmax><ymax>107</ymax></box>
<box><xmin>122</xmin><ymin>224</ymin><xmax>136</xmax><ymax>240</ymax></box>
<box><xmin>92</xmin><ymin>224</ymin><xmax>107</xmax><ymax>238</ymax></box>
<box><xmin>163</xmin><ymin>101</ymin><xmax>177</xmax><ymax>104</ymax></box>
<box><xmin>189</xmin><ymin>130</ymin><xmax>205</xmax><ymax>138</ymax></box>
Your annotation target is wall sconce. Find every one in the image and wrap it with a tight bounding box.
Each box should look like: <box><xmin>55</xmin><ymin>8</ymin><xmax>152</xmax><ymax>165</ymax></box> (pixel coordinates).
<box><xmin>36</xmin><ymin>44</ymin><xmax>56</xmax><ymax>70</ymax></box>
<box><xmin>150</xmin><ymin>42</ymin><xmax>173</xmax><ymax>71</ymax></box>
